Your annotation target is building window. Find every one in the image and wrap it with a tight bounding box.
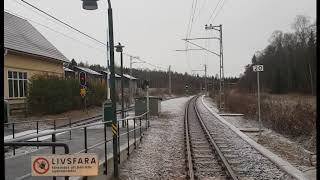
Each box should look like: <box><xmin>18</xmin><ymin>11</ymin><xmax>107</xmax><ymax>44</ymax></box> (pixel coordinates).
<box><xmin>8</xmin><ymin>71</ymin><xmax>28</xmax><ymax>98</ymax></box>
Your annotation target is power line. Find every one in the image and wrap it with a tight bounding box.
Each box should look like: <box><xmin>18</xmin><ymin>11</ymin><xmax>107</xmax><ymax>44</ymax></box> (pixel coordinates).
<box><xmin>210</xmin><ymin>0</ymin><xmax>227</xmax><ymax>23</ymax></box>
<box><xmin>184</xmin><ymin>0</ymin><xmax>198</xmax><ymax>74</ymax></box>
<box><xmin>20</xmin><ymin>0</ymin><xmax>107</xmax><ymax>47</ymax></box>
<box><xmin>207</xmin><ymin>0</ymin><xmax>223</xmax><ymax>23</ymax></box>
<box><xmin>123</xmin><ymin>53</ymin><xmax>167</xmax><ymax>71</ymax></box>
<box><xmin>188</xmin><ymin>0</ymin><xmax>198</xmax><ymax>38</ymax></box>
<box><xmin>185</xmin><ymin>0</ymin><xmax>196</xmax><ymax>51</ymax></box>
<box><xmin>4</xmin><ymin>9</ymin><xmax>106</xmax><ymax>54</ymax></box>
<box><xmin>10</xmin><ymin>0</ymin><xmax>108</xmax><ymax>52</ymax></box>
<box><xmin>195</xmin><ymin>0</ymin><xmax>208</xmax><ymax>22</ymax></box>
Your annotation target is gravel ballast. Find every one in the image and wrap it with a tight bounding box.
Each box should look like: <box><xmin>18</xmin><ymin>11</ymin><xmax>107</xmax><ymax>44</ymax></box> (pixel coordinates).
<box><xmin>196</xmin><ymin>98</ymin><xmax>291</xmax><ymax>179</ymax></box>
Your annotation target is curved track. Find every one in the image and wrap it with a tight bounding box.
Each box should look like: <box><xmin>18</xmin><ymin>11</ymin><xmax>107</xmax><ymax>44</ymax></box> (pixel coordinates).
<box><xmin>184</xmin><ymin>96</ymin><xmax>239</xmax><ymax>179</ymax></box>
<box><xmin>184</xmin><ymin>96</ymin><xmax>294</xmax><ymax>180</ymax></box>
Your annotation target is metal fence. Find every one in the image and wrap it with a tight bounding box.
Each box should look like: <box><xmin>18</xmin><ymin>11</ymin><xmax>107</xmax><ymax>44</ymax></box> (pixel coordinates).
<box><xmin>4</xmin><ymin>107</ymin><xmax>134</xmax><ymax>156</ymax></box>
<box><xmin>4</xmin><ymin>111</ymin><xmax>149</xmax><ymax>180</ymax></box>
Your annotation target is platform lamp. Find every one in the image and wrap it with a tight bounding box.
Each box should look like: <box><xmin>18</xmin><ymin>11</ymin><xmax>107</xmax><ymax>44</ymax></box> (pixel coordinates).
<box><xmin>81</xmin><ymin>0</ymin><xmax>119</xmax><ymax>178</ymax></box>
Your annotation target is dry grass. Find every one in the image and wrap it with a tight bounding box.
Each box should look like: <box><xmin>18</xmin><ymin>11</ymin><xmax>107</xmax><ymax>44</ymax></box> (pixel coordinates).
<box><xmin>224</xmin><ymin>90</ymin><xmax>316</xmax><ymax>150</ymax></box>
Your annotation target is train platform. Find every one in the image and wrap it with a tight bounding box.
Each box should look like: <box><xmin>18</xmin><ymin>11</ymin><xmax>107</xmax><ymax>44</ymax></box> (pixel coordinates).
<box><xmin>5</xmin><ymin>121</ymin><xmax>148</xmax><ymax>180</ymax></box>
<box><xmin>119</xmin><ymin>96</ymin><xmax>191</xmax><ymax>179</ymax></box>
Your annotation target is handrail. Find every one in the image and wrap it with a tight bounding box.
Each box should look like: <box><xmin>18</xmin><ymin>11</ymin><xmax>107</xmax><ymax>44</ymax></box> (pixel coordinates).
<box><xmin>5</xmin><ymin>106</ymin><xmax>133</xmax><ymax>125</ymax></box>
<box><xmin>4</xmin><ymin>117</ymin><xmax>69</xmax><ymax>125</ymax></box>
<box><xmin>5</xmin><ymin>111</ymin><xmax>149</xmax><ymax>143</ymax></box>
<box><xmin>116</xmin><ymin>111</ymin><xmax>148</xmax><ymax>122</ymax></box>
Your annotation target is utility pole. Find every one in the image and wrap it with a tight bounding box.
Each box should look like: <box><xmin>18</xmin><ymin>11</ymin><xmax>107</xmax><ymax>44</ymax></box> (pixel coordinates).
<box><xmin>205</xmin><ymin>24</ymin><xmax>225</xmax><ymax>111</ymax></box>
<box><xmin>204</xmin><ymin>64</ymin><xmax>207</xmax><ymax>96</ymax></box>
<box><xmin>168</xmin><ymin>65</ymin><xmax>172</xmax><ymax>95</ymax></box>
<box><xmin>212</xmin><ymin>76</ymin><xmax>214</xmax><ymax>96</ymax></box>
<box><xmin>125</xmin><ymin>53</ymin><xmax>144</xmax><ymax>105</ymax></box>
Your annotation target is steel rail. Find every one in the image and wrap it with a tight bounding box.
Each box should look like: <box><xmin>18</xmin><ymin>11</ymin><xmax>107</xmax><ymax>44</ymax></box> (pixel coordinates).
<box><xmin>184</xmin><ymin>96</ymin><xmax>196</xmax><ymax>180</ymax></box>
<box><xmin>193</xmin><ymin>96</ymin><xmax>239</xmax><ymax>180</ymax></box>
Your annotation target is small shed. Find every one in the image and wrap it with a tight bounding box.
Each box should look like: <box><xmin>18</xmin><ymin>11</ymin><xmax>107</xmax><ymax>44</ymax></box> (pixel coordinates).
<box><xmin>64</xmin><ymin>67</ymin><xmax>75</xmax><ymax>79</ymax></box>
<box><xmin>73</xmin><ymin>66</ymin><xmax>103</xmax><ymax>83</ymax></box>
<box><xmin>135</xmin><ymin>96</ymin><xmax>162</xmax><ymax>116</ymax></box>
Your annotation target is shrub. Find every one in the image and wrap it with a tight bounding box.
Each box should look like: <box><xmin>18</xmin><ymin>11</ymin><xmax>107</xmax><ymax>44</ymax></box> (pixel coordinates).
<box><xmin>86</xmin><ymin>80</ymin><xmax>107</xmax><ymax>106</ymax></box>
<box><xmin>225</xmin><ymin>90</ymin><xmax>316</xmax><ymax>137</ymax></box>
<box><xmin>27</xmin><ymin>75</ymin><xmax>107</xmax><ymax>114</ymax></box>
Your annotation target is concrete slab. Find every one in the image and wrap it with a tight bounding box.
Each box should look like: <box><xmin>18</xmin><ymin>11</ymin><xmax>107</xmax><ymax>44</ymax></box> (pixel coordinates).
<box><xmin>239</xmin><ymin>128</ymin><xmax>263</xmax><ymax>133</ymax></box>
<box><xmin>218</xmin><ymin>113</ymin><xmax>244</xmax><ymax>116</ymax></box>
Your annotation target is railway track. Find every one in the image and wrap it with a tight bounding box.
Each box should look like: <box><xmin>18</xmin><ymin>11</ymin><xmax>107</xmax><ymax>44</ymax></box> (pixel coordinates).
<box><xmin>184</xmin><ymin>96</ymin><xmax>293</xmax><ymax>180</ymax></box>
<box><xmin>184</xmin><ymin>96</ymin><xmax>239</xmax><ymax>179</ymax></box>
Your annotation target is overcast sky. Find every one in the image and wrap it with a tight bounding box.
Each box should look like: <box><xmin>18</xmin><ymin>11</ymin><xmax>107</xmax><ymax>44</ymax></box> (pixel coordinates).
<box><xmin>4</xmin><ymin>0</ymin><xmax>316</xmax><ymax>77</ymax></box>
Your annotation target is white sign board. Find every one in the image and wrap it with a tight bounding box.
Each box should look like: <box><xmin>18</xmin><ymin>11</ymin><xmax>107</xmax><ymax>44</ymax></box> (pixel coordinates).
<box><xmin>31</xmin><ymin>153</ymin><xmax>98</xmax><ymax>176</ymax></box>
<box><xmin>253</xmin><ymin>65</ymin><xmax>264</xmax><ymax>72</ymax></box>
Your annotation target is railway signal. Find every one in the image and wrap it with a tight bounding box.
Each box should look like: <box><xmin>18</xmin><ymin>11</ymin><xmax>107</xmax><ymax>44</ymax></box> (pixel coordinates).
<box><xmin>79</xmin><ymin>72</ymin><xmax>86</xmax><ymax>86</ymax></box>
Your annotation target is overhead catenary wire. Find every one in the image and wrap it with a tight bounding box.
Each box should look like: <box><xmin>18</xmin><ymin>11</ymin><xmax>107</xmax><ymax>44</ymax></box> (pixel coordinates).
<box><xmin>184</xmin><ymin>0</ymin><xmax>199</xmax><ymax>74</ymax></box>
<box><xmin>188</xmin><ymin>0</ymin><xmax>199</xmax><ymax>39</ymax></box>
<box><xmin>20</xmin><ymin>0</ymin><xmax>108</xmax><ymax>47</ymax></box>
<box><xmin>4</xmin><ymin>9</ymin><xmax>107</xmax><ymax>54</ymax></box>
<box><xmin>185</xmin><ymin>0</ymin><xmax>196</xmax><ymax>51</ymax></box>
<box><xmin>195</xmin><ymin>0</ymin><xmax>208</xmax><ymax>22</ymax></box>
<box><xmin>209</xmin><ymin>0</ymin><xmax>227</xmax><ymax>23</ymax></box>
<box><xmin>207</xmin><ymin>0</ymin><xmax>223</xmax><ymax>23</ymax></box>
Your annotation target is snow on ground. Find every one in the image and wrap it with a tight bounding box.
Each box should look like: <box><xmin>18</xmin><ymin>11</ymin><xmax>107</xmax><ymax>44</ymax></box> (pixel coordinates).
<box><xmin>203</xmin><ymin>96</ymin><xmax>317</xmax><ymax>180</ymax></box>
<box><xmin>119</xmin><ymin>96</ymin><xmax>191</xmax><ymax>180</ymax></box>
<box><xmin>4</xmin><ymin>130</ymin><xmax>67</xmax><ymax>159</ymax></box>
<box><xmin>4</xmin><ymin>130</ymin><xmax>66</xmax><ymax>141</ymax></box>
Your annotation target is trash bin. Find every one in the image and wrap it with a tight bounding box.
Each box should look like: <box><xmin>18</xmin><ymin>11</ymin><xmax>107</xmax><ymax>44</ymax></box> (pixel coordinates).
<box><xmin>103</xmin><ymin>99</ymin><xmax>114</xmax><ymax>127</ymax></box>
<box><xmin>135</xmin><ymin>96</ymin><xmax>162</xmax><ymax>116</ymax></box>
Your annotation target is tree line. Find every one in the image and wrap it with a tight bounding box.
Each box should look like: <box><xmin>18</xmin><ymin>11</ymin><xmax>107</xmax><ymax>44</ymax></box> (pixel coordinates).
<box><xmin>67</xmin><ymin>59</ymin><xmax>238</xmax><ymax>95</ymax></box>
<box><xmin>238</xmin><ymin>15</ymin><xmax>316</xmax><ymax>95</ymax></box>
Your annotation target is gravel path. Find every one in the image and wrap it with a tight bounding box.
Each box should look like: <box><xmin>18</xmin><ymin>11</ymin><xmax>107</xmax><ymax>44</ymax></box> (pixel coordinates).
<box><xmin>119</xmin><ymin>97</ymin><xmax>190</xmax><ymax>180</ymax></box>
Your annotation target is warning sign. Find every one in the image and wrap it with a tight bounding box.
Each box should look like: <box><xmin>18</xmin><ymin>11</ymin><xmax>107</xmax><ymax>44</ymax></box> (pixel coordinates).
<box><xmin>80</xmin><ymin>88</ymin><xmax>86</xmax><ymax>97</ymax></box>
<box><xmin>31</xmin><ymin>153</ymin><xmax>98</xmax><ymax>176</ymax></box>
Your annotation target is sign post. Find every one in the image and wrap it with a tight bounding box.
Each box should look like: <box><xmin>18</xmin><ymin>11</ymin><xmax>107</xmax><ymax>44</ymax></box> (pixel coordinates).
<box><xmin>253</xmin><ymin>65</ymin><xmax>263</xmax><ymax>137</ymax></box>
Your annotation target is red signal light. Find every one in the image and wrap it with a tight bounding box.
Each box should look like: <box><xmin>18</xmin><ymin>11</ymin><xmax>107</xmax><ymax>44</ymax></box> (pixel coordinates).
<box><xmin>79</xmin><ymin>72</ymin><xmax>86</xmax><ymax>86</ymax></box>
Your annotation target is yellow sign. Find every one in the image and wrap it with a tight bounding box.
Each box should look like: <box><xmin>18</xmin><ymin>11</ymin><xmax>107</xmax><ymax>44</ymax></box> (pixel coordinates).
<box><xmin>80</xmin><ymin>88</ymin><xmax>86</xmax><ymax>97</ymax></box>
<box><xmin>31</xmin><ymin>153</ymin><xmax>98</xmax><ymax>176</ymax></box>
<box><xmin>111</xmin><ymin>123</ymin><xmax>117</xmax><ymax>136</ymax></box>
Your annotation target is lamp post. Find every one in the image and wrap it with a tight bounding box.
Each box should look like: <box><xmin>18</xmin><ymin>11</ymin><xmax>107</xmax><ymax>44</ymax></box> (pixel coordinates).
<box><xmin>115</xmin><ymin>43</ymin><xmax>125</xmax><ymax>128</ymax></box>
<box><xmin>81</xmin><ymin>0</ymin><xmax>119</xmax><ymax>178</ymax></box>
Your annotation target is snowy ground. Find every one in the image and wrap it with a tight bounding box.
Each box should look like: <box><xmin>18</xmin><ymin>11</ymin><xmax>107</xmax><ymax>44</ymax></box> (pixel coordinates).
<box><xmin>119</xmin><ymin>96</ymin><xmax>191</xmax><ymax>180</ymax></box>
<box><xmin>203</xmin><ymin>96</ymin><xmax>317</xmax><ymax>180</ymax></box>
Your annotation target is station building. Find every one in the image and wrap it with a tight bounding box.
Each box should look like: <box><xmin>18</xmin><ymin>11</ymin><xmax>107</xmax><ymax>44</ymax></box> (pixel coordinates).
<box><xmin>4</xmin><ymin>12</ymin><xmax>69</xmax><ymax>116</ymax></box>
